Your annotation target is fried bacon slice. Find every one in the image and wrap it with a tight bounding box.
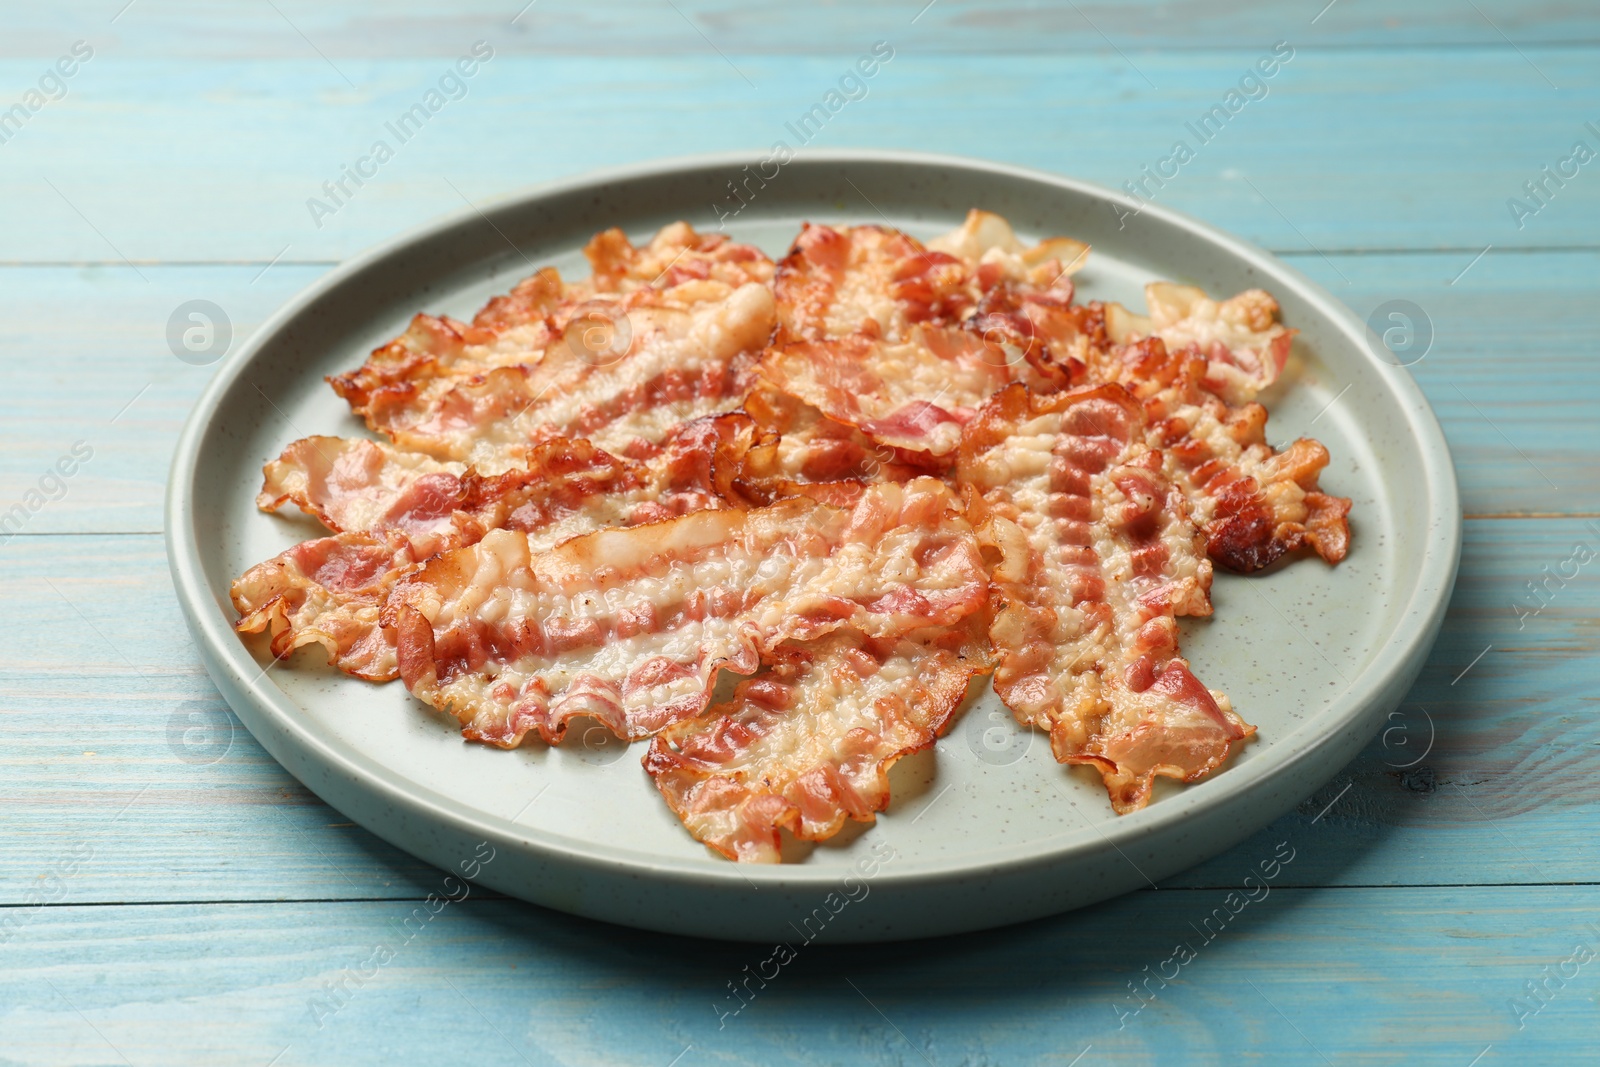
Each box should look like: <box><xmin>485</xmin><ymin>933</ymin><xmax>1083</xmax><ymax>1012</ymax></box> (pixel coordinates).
<box><xmin>233</xmin><ymin>531</ymin><xmax>419</xmax><ymax>681</ymax></box>
<box><xmin>926</xmin><ymin>209</ymin><xmax>1090</xmax><ymax>281</ymax></box>
<box><xmin>759</xmin><ymin>326</ymin><xmax>1014</xmax><ymax>459</ymax></box>
<box><xmin>233</xmin><ymin>426</ymin><xmax>760</xmax><ymax>681</ymax></box>
<box><xmin>234</xmin><ymin>438</ymin><xmax>634</xmax><ymax>681</ymax></box>
<box><xmin>338</xmin><ymin>280</ymin><xmax>776</xmax><ymax>469</ymax></box>
<box><xmin>389</xmin><ymin>478</ymin><xmax>987</xmax><ymax>748</ymax></box>
<box><xmin>646</xmin><ymin>621</ymin><xmax>989</xmax><ymax>863</ymax></box>
<box><xmin>329</xmin><ymin>222</ymin><xmax>775</xmax><ymax>471</ymax></box>
<box><xmin>761</xmin><ymin>213</ymin><xmax>1096</xmax><ymax>460</ymax></box>
<box><xmin>329</xmin><ymin>269</ymin><xmax>569</xmax><ymax>421</ymax></box>
<box><xmin>959</xmin><ymin>383</ymin><xmax>1253</xmax><ymax>813</ymax></box>
<box><xmin>1093</xmin><ymin>335</ymin><xmax>1351</xmax><ymax>572</ymax></box>
<box><xmin>257</xmin><ymin>435</ymin><xmax>461</xmax><ymax>540</ymax></box>
<box><xmin>774</xmin><ymin>211</ymin><xmax>1088</xmax><ymax>345</ymax></box>
<box><xmin>254</xmin><ymin>435</ymin><xmax>635</xmax><ymax>550</ymax></box>
<box><xmin>733</xmin><ymin>384</ymin><xmax>934</xmax><ymax>506</ymax></box>
<box><xmin>931</xmin><ymin>209</ymin><xmax>1092</xmax><ymax>386</ymax></box>
<box><xmin>1105</xmin><ymin>282</ymin><xmax>1295</xmax><ymax>405</ymax></box>
<box><xmin>252</xmin><ymin>428</ymin><xmax>766</xmax><ymax>548</ymax></box>
<box><xmin>775</xmin><ymin>222</ymin><xmax>967</xmax><ymax>343</ymax></box>
<box><xmin>331</xmin><ymin>223</ymin><xmax>773</xmax><ymax>420</ymax></box>
<box><xmin>584</xmin><ymin>221</ymin><xmax>775</xmax><ymax>293</ymax></box>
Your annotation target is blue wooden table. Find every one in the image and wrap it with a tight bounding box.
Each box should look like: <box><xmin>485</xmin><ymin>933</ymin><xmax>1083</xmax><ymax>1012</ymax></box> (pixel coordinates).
<box><xmin>4</xmin><ymin>2</ymin><xmax>1598</xmax><ymax>1063</ymax></box>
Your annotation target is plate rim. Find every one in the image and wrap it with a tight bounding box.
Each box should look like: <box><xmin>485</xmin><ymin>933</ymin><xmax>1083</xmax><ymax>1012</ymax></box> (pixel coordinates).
<box><xmin>166</xmin><ymin>148</ymin><xmax>1461</xmax><ymax>894</ymax></box>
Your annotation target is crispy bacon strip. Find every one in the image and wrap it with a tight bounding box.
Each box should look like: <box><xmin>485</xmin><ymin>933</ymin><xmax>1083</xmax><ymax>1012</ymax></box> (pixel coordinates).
<box><xmin>233</xmin><ymin>532</ymin><xmax>417</xmax><ymax>680</ymax></box>
<box><xmin>1093</xmin><ymin>336</ymin><xmax>1351</xmax><ymax>572</ymax></box>
<box><xmin>732</xmin><ymin>384</ymin><xmax>934</xmax><ymax>506</ymax></box>
<box><xmin>584</xmin><ymin>221</ymin><xmax>774</xmax><ymax>292</ymax></box>
<box><xmin>257</xmin><ymin>435</ymin><xmax>462</xmax><ymax>539</ymax></box>
<box><xmin>761</xmin><ymin>215</ymin><xmax>1098</xmax><ymax>459</ymax></box>
<box><xmin>390</xmin><ymin>478</ymin><xmax>987</xmax><ymax>748</ymax></box>
<box><xmin>331</xmin><ymin>223</ymin><xmax>773</xmax><ymax>421</ymax></box>
<box><xmin>646</xmin><ymin>621</ymin><xmax>988</xmax><ymax>863</ymax></box>
<box><xmin>964</xmin><ymin>278</ymin><xmax>1102</xmax><ymax>389</ymax></box>
<box><xmin>234</xmin><ymin>427</ymin><xmax>758</xmax><ymax>681</ymax></box>
<box><xmin>340</xmin><ymin>281</ymin><xmax>776</xmax><ymax>468</ymax></box>
<box><xmin>254</xmin><ymin>428</ymin><xmax>765</xmax><ymax>545</ymax></box>
<box><xmin>926</xmin><ymin>209</ymin><xmax>1090</xmax><ymax>279</ymax></box>
<box><xmin>931</xmin><ymin>209</ymin><xmax>1092</xmax><ymax>387</ymax></box>
<box><xmin>775</xmin><ymin>212</ymin><xmax>1088</xmax><ymax>345</ymax></box>
<box><xmin>959</xmin><ymin>383</ymin><xmax>1253</xmax><ymax>813</ymax></box>
<box><xmin>759</xmin><ymin>326</ymin><xmax>1013</xmax><ymax>459</ymax></box>
<box><xmin>775</xmin><ymin>222</ymin><xmax>968</xmax><ymax>343</ymax></box>
<box><xmin>328</xmin><ymin>269</ymin><xmax>570</xmax><ymax>421</ymax></box>
<box><xmin>1106</xmin><ymin>282</ymin><xmax>1295</xmax><ymax>405</ymax></box>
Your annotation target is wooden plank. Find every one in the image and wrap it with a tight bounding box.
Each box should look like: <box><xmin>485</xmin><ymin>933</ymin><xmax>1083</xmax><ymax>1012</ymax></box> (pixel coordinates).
<box><xmin>9</xmin><ymin>0</ymin><xmax>1598</xmax><ymax>55</ymax></box>
<box><xmin>1</xmin><ymin>888</ymin><xmax>1588</xmax><ymax>1063</ymax></box>
<box><xmin>0</xmin><ymin>532</ymin><xmax>446</xmax><ymax>904</ymax></box>
<box><xmin>3</xmin><ymin>517</ymin><xmax>1596</xmax><ymax>906</ymax></box>
<box><xmin>1287</xmin><ymin>248</ymin><xmax>1600</xmax><ymax>517</ymax></box>
<box><xmin>2</xmin><ymin>248</ymin><xmax>1595</xmax><ymax>535</ymax></box>
<box><xmin>0</xmin><ymin>49</ymin><xmax>1595</xmax><ymax>262</ymax></box>
<box><xmin>0</xmin><ymin>265</ymin><xmax>319</xmax><ymax>537</ymax></box>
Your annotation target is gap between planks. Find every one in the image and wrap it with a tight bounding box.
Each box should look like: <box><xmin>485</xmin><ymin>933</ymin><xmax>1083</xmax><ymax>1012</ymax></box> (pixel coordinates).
<box><xmin>49</xmin><ymin>40</ymin><xmax>1600</xmax><ymax>57</ymax></box>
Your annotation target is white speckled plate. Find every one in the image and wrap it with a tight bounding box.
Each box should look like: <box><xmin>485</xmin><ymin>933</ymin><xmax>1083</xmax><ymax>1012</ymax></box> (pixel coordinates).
<box><xmin>166</xmin><ymin>152</ymin><xmax>1459</xmax><ymax>942</ymax></box>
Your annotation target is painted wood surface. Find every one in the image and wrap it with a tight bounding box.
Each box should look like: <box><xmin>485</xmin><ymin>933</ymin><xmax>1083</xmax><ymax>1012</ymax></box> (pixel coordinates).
<box><xmin>0</xmin><ymin>48</ymin><xmax>1595</xmax><ymax>264</ymax></box>
<box><xmin>5</xmin><ymin>889</ymin><xmax>1598</xmax><ymax>1065</ymax></box>
<box><xmin>11</xmin><ymin>0</ymin><xmax>1600</xmax><ymax>54</ymax></box>
<box><xmin>2</xmin><ymin>2</ymin><xmax>1598</xmax><ymax>1064</ymax></box>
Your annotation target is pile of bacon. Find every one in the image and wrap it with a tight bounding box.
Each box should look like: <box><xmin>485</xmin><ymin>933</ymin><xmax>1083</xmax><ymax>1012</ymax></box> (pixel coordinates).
<box><xmin>232</xmin><ymin>211</ymin><xmax>1350</xmax><ymax>863</ymax></box>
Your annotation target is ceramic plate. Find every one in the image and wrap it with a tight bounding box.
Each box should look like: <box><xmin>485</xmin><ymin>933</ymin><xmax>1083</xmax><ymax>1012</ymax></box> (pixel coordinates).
<box><xmin>166</xmin><ymin>151</ymin><xmax>1459</xmax><ymax>942</ymax></box>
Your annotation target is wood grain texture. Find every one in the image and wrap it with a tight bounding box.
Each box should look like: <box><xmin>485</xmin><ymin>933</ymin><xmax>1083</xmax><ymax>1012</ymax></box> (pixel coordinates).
<box><xmin>8</xmin><ymin>0</ymin><xmax>1599</xmax><ymax>54</ymax></box>
<box><xmin>0</xmin><ymin>50</ymin><xmax>1594</xmax><ymax>264</ymax></box>
<box><xmin>1289</xmin><ymin>249</ymin><xmax>1600</xmax><ymax>517</ymax></box>
<box><xmin>1</xmin><ymin>889</ymin><xmax>1589</xmax><ymax>1065</ymax></box>
<box><xmin>0</xmin><ymin>265</ymin><xmax>318</xmax><ymax>536</ymax></box>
